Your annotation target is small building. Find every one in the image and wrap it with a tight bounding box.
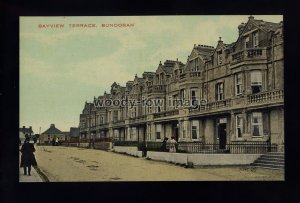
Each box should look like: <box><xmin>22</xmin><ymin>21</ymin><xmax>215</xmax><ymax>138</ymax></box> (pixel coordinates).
<box><xmin>40</xmin><ymin>124</ymin><xmax>66</xmax><ymax>144</ymax></box>
<box><xmin>19</xmin><ymin>126</ymin><xmax>33</xmax><ymax>143</ymax></box>
<box><xmin>66</xmin><ymin>127</ymin><xmax>80</xmax><ymax>142</ymax></box>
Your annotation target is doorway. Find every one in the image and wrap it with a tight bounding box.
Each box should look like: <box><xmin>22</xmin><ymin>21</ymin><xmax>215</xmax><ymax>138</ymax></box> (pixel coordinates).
<box><xmin>218</xmin><ymin>123</ymin><xmax>227</xmax><ymax>149</ymax></box>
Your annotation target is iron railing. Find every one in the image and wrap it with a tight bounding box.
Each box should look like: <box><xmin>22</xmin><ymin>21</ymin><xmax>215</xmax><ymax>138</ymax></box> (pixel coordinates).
<box><xmin>113</xmin><ymin>140</ymin><xmax>278</xmax><ymax>154</ymax></box>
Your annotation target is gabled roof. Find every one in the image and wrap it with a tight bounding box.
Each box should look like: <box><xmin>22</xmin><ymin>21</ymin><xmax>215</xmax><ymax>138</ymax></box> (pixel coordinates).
<box><xmin>42</xmin><ymin>124</ymin><xmax>62</xmax><ymax>134</ymax></box>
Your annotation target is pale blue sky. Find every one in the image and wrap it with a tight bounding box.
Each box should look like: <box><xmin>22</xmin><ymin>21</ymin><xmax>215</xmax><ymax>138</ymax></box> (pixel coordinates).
<box><xmin>20</xmin><ymin>15</ymin><xmax>283</xmax><ymax>133</ymax></box>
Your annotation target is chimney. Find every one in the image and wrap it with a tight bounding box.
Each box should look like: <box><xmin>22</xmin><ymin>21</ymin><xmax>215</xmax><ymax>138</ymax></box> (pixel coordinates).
<box><xmin>50</xmin><ymin>124</ymin><xmax>55</xmax><ymax>128</ymax></box>
<box><xmin>238</xmin><ymin>23</ymin><xmax>245</xmax><ymax>35</ymax></box>
<box><xmin>248</xmin><ymin>15</ymin><xmax>254</xmax><ymax>21</ymax></box>
<box><xmin>176</xmin><ymin>58</ymin><xmax>178</xmax><ymax>61</ymax></box>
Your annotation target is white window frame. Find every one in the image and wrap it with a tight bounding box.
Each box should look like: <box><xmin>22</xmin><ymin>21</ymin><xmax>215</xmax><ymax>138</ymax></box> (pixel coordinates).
<box><xmin>253</xmin><ymin>32</ymin><xmax>259</xmax><ymax>48</ymax></box>
<box><xmin>155</xmin><ymin>124</ymin><xmax>162</xmax><ymax>140</ymax></box>
<box><xmin>236</xmin><ymin>114</ymin><xmax>243</xmax><ymax>138</ymax></box>
<box><xmin>251</xmin><ymin>112</ymin><xmax>263</xmax><ymax>137</ymax></box>
<box><xmin>216</xmin><ymin>83</ymin><xmax>224</xmax><ymax>101</ymax></box>
<box><xmin>235</xmin><ymin>73</ymin><xmax>243</xmax><ymax>96</ymax></box>
<box><xmin>191</xmin><ymin>120</ymin><xmax>199</xmax><ymax>140</ymax></box>
<box><xmin>245</xmin><ymin>35</ymin><xmax>250</xmax><ymax>48</ymax></box>
<box><xmin>251</xmin><ymin>71</ymin><xmax>262</xmax><ymax>94</ymax></box>
<box><xmin>217</xmin><ymin>50</ymin><xmax>223</xmax><ymax>65</ymax></box>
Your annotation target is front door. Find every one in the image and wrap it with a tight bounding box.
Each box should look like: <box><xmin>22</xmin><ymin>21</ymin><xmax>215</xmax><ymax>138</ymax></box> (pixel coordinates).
<box><xmin>174</xmin><ymin>128</ymin><xmax>179</xmax><ymax>142</ymax></box>
<box><xmin>218</xmin><ymin>123</ymin><xmax>227</xmax><ymax>149</ymax></box>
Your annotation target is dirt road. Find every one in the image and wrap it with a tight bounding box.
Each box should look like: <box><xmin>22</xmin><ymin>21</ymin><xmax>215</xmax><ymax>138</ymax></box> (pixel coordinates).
<box><xmin>35</xmin><ymin>146</ymin><xmax>284</xmax><ymax>181</ymax></box>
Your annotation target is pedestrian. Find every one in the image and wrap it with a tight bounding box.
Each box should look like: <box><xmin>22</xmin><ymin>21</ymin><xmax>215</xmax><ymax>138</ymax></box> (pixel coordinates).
<box><xmin>160</xmin><ymin>137</ymin><xmax>168</xmax><ymax>152</ymax></box>
<box><xmin>20</xmin><ymin>138</ymin><xmax>37</xmax><ymax>176</ymax></box>
<box><xmin>169</xmin><ymin>136</ymin><xmax>177</xmax><ymax>153</ymax></box>
<box><xmin>55</xmin><ymin>137</ymin><xmax>59</xmax><ymax>146</ymax></box>
<box><xmin>52</xmin><ymin>138</ymin><xmax>55</xmax><ymax>146</ymax></box>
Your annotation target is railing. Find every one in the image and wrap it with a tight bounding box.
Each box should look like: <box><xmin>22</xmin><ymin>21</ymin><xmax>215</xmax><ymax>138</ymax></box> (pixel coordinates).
<box><xmin>231</xmin><ymin>48</ymin><xmax>266</xmax><ymax>65</ymax></box>
<box><xmin>99</xmin><ymin>123</ymin><xmax>109</xmax><ymax>129</ymax></box>
<box><xmin>153</xmin><ymin>109</ymin><xmax>179</xmax><ymax>119</ymax></box>
<box><xmin>189</xmin><ymin>71</ymin><xmax>202</xmax><ymax>78</ymax></box>
<box><xmin>112</xmin><ymin>120</ymin><xmax>125</xmax><ymax>125</ymax></box>
<box><xmin>176</xmin><ymin>141</ymin><xmax>277</xmax><ymax>154</ymax></box>
<box><xmin>147</xmin><ymin>85</ymin><xmax>166</xmax><ymax>93</ymax></box>
<box><xmin>113</xmin><ymin>140</ymin><xmax>139</xmax><ymax>146</ymax></box>
<box><xmin>129</xmin><ymin>115</ymin><xmax>147</xmax><ymax>124</ymax></box>
<box><xmin>79</xmin><ymin>138</ymin><xmax>90</xmax><ymax>143</ymax></box>
<box><xmin>94</xmin><ymin>137</ymin><xmax>112</xmax><ymax>142</ymax></box>
<box><xmin>189</xmin><ymin>99</ymin><xmax>231</xmax><ymax>113</ymax></box>
<box><xmin>247</xmin><ymin>89</ymin><xmax>284</xmax><ymax>104</ymax></box>
<box><xmin>112</xmin><ymin>140</ymin><xmax>278</xmax><ymax>154</ymax></box>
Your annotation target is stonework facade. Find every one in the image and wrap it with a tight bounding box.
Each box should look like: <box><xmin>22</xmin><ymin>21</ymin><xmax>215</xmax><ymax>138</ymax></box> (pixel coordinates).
<box><xmin>79</xmin><ymin>16</ymin><xmax>284</xmax><ymax>151</ymax></box>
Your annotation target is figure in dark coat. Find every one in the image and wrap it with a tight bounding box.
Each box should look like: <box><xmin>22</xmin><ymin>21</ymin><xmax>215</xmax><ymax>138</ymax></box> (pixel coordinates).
<box><xmin>20</xmin><ymin>138</ymin><xmax>37</xmax><ymax>176</ymax></box>
<box><xmin>160</xmin><ymin>137</ymin><xmax>169</xmax><ymax>152</ymax></box>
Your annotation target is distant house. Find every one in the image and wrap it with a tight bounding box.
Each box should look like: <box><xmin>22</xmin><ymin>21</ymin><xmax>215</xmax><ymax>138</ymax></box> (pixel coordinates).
<box><xmin>40</xmin><ymin>124</ymin><xmax>66</xmax><ymax>144</ymax></box>
<box><xmin>19</xmin><ymin>126</ymin><xmax>33</xmax><ymax>143</ymax></box>
<box><xmin>65</xmin><ymin>127</ymin><xmax>80</xmax><ymax>142</ymax></box>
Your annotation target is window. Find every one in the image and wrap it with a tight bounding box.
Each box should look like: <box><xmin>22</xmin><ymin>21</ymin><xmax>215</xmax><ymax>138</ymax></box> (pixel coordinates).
<box><xmin>235</xmin><ymin>73</ymin><xmax>243</xmax><ymax>95</ymax></box>
<box><xmin>113</xmin><ymin>110</ymin><xmax>118</xmax><ymax>121</ymax></box>
<box><xmin>191</xmin><ymin>120</ymin><xmax>199</xmax><ymax>139</ymax></box>
<box><xmin>191</xmin><ymin>88</ymin><xmax>198</xmax><ymax>105</ymax></box>
<box><xmin>252</xmin><ymin>112</ymin><xmax>263</xmax><ymax>137</ymax></box>
<box><xmin>100</xmin><ymin>116</ymin><xmax>104</xmax><ymax>124</ymax></box>
<box><xmin>236</xmin><ymin>115</ymin><xmax>243</xmax><ymax>138</ymax></box>
<box><xmin>180</xmin><ymin>89</ymin><xmax>185</xmax><ymax>100</ymax></box>
<box><xmin>217</xmin><ymin>50</ymin><xmax>223</xmax><ymax>65</ymax></box>
<box><xmin>245</xmin><ymin>36</ymin><xmax>250</xmax><ymax>48</ymax></box>
<box><xmin>182</xmin><ymin>121</ymin><xmax>186</xmax><ymax>139</ymax></box>
<box><xmin>195</xmin><ymin>58</ymin><xmax>199</xmax><ymax>71</ymax></box>
<box><xmin>251</xmin><ymin>71</ymin><xmax>262</xmax><ymax>94</ymax></box>
<box><xmin>216</xmin><ymin>83</ymin><xmax>224</xmax><ymax>101</ymax></box>
<box><xmin>156</xmin><ymin>124</ymin><xmax>161</xmax><ymax>139</ymax></box>
<box><xmin>253</xmin><ymin>32</ymin><xmax>259</xmax><ymax>47</ymax></box>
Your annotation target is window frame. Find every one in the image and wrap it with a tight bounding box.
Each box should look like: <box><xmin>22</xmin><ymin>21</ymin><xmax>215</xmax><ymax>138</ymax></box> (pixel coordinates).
<box><xmin>235</xmin><ymin>114</ymin><xmax>243</xmax><ymax>138</ymax></box>
<box><xmin>251</xmin><ymin>112</ymin><xmax>263</xmax><ymax>137</ymax></box>
<box><xmin>235</xmin><ymin>73</ymin><xmax>243</xmax><ymax>96</ymax></box>
<box><xmin>216</xmin><ymin>82</ymin><xmax>224</xmax><ymax>101</ymax></box>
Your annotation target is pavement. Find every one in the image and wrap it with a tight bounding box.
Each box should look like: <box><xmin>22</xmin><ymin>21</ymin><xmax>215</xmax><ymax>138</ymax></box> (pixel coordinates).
<box><xmin>19</xmin><ymin>150</ymin><xmax>44</xmax><ymax>182</ymax></box>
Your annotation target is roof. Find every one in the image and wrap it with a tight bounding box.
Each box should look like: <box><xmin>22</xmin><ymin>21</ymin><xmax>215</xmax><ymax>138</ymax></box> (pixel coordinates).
<box><xmin>254</xmin><ymin>19</ymin><xmax>282</xmax><ymax>32</ymax></box>
<box><xmin>69</xmin><ymin>127</ymin><xmax>80</xmax><ymax>137</ymax></box>
<box><xmin>19</xmin><ymin>127</ymin><xmax>33</xmax><ymax>134</ymax></box>
<box><xmin>194</xmin><ymin>45</ymin><xmax>214</xmax><ymax>60</ymax></box>
<box><xmin>42</xmin><ymin>124</ymin><xmax>63</xmax><ymax>134</ymax></box>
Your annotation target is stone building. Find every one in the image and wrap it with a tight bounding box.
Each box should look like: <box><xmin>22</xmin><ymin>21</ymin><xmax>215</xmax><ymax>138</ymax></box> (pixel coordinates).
<box><xmin>79</xmin><ymin>16</ymin><xmax>284</xmax><ymax>151</ymax></box>
<box><xmin>40</xmin><ymin>124</ymin><xmax>67</xmax><ymax>144</ymax></box>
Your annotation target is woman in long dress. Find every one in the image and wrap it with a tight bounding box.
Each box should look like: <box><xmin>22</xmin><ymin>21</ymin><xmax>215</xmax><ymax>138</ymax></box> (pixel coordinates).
<box><xmin>169</xmin><ymin>136</ymin><xmax>177</xmax><ymax>153</ymax></box>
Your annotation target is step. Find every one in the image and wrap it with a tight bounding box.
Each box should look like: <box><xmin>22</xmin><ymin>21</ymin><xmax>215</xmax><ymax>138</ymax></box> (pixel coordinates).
<box><xmin>258</xmin><ymin>157</ymin><xmax>285</xmax><ymax>161</ymax></box>
<box><xmin>254</xmin><ymin>159</ymin><xmax>285</xmax><ymax>164</ymax></box>
<box><xmin>253</xmin><ymin>161</ymin><xmax>284</xmax><ymax>166</ymax></box>
<box><xmin>251</xmin><ymin>165</ymin><xmax>284</xmax><ymax>170</ymax></box>
<box><xmin>251</xmin><ymin>162</ymin><xmax>284</xmax><ymax>169</ymax></box>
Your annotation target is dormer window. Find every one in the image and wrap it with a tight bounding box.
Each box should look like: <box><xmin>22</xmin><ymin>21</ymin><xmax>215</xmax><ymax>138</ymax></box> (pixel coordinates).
<box><xmin>252</xmin><ymin>32</ymin><xmax>259</xmax><ymax>48</ymax></box>
<box><xmin>217</xmin><ymin>50</ymin><xmax>222</xmax><ymax>65</ymax></box>
<box><xmin>195</xmin><ymin>58</ymin><xmax>199</xmax><ymax>71</ymax></box>
<box><xmin>245</xmin><ymin>36</ymin><xmax>250</xmax><ymax>48</ymax></box>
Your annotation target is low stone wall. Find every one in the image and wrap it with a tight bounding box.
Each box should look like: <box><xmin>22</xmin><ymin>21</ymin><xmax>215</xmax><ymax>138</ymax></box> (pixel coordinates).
<box><xmin>188</xmin><ymin>154</ymin><xmax>262</xmax><ymax>166</ymax></box>
<box><xmin>113</xmin><ymin>146</ymin><xmax>143</xmax><ymax>157</ymax></box>
<box><xmin>94</xmin><ymin>142</ymin><xmax>112</xmax><ymax>150</ymax></box>
<box><xmin>78</xmin><ymin>143</ymin><xmax>90</xmax><ymax>148</ymax></box>
<box><xmin>146</xmin><ymin>152</ymin><xmax>262</xmax><ymax>166</ymax></box>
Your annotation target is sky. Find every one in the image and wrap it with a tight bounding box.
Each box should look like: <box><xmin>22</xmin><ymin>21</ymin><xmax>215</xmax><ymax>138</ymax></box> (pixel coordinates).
<box><xmin>20</xmin><ymin>15</ymin><xmax>283</xmax><ymax>133</ymax></box>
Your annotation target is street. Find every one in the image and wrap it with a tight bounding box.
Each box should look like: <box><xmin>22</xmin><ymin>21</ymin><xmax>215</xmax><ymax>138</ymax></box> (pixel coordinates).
<box><xmin>34</xmin><ymin>146</ymin><xmax>284</xmax><ymax>181</ymax></box>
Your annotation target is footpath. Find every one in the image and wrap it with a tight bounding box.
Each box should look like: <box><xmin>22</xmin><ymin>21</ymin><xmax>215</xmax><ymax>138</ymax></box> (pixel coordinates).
<box><xmin>19</xmin><ymin>150</ymin><xmax>44</xmax><ymax>182</ymax></box>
